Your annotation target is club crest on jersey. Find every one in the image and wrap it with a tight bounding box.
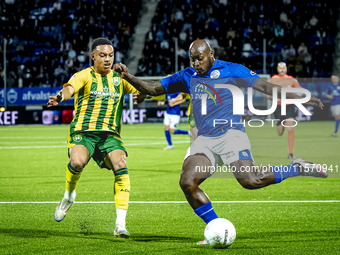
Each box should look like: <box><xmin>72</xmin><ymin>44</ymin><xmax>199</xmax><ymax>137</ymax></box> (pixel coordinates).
<box><xmin>113</xmin><ymin>77</ymin><xmax>121</xmax><ymax>86</ymax></box>
<box><xmin>74</xmin><ymin>134</ymin><xmax>82</xmax><ymax>142</ymax></box>
<box><xmin>210</xmin><ymin>70</ymin><xmax>220</xmax><ymax>78</ymax></box>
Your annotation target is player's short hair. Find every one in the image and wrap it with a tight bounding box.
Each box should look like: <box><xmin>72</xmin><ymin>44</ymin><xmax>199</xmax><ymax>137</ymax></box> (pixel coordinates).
<box><xmin>91</xmin><ymin>38</ymin><xmax>113</xmax><ymax>52</ymax></box>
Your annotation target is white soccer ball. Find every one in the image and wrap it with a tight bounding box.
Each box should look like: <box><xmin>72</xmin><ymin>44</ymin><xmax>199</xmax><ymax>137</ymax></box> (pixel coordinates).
<box><xmin>204</xmin><ymin>218</ymin><xmax>236</xmax><ymax>249</ymax></box>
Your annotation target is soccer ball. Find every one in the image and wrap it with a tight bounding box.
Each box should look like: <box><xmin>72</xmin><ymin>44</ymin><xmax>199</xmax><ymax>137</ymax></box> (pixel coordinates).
<box><xmin>204</xmin><ymin>218</ymin><xmax>236</xmax><ymax>249</ymax></box>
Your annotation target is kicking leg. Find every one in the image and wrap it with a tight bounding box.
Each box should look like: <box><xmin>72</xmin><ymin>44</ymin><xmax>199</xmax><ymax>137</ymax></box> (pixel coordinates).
<box><xmin>231</xmin><ymin>158</ymin><xmax>327</xmax><ymax>190</ymax></box>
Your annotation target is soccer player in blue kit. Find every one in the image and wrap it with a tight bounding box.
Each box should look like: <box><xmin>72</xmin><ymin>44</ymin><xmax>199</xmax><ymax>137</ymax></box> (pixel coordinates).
<box><xmin>114</xmin><ymin>39</ymin><xmax>328</xmax><ymax>244</ymax></box>
<box><xmin>326</xmin><ymin>75</ymin><xmax>340</xmax><ymax>137</ymax></box>
<box><xmin>159</xmin><ymin>92</ymin><xmax>191</xmax><ymax>150</ymax></box>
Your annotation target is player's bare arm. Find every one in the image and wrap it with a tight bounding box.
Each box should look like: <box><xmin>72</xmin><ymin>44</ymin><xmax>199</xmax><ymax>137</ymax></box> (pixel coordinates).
<box><xmin>326</xmin><ymin>94</ymin><xmax>334</xmax><ymax>100</ymax></box>
<box><xmin>113</xmin><ymin>63</ymin><xmax>166</xmax><ymax>96</ymax></box>
<box><xmin>47</xmin><ymin>85</ymin><xmax>75</xmax><ymax>107</ymax></box>
<box><xmin>253</xmin><ymin>78</ymin><xmax>324</xmax><ymax>109</ymax></box>
<box><xmin>169</xmin><ymin>93</ymin><xmax>187</xmax><ymax>107</ymax></box>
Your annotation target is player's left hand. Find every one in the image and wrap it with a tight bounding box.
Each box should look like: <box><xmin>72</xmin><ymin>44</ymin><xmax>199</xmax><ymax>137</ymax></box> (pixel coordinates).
<box><xmin>113</xmin><ymin>63</ymin><xmax>129</xmax><ymax>78</ymax></box>
<box><xmin>133</xmin><ymin>93</ymin><xmax>147</xmax><ymax>104</ymax></box>
<box><xmin>169</xmin><ymin>99</ymin><xmax>176</xmax><ymax>107</ymax></box>
<box><xmin>306</xmin><ymin>96</ymin><xmax>324</xmax><ymax>109</ymax></box>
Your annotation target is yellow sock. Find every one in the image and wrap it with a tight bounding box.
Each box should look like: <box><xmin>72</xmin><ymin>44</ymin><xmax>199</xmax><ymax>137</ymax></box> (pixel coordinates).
<box><xmin>65</xmin><ymin>163</ymin><xmax>83</xmax><ymax>193</ymax></box>
<box><xmin>114</xmin><ymin>169</ymin><xmax>130</xmax><ymax>210</ymax></box>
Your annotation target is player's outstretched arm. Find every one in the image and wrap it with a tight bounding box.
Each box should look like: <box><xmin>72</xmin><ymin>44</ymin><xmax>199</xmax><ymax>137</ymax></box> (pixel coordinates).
<box><xmin>113</xmin><ymin>63</ymin><xmax>166</xmax><ymax>96</ymax></box>
<box><xmin>47</xmin><ymin>85</ymin><xmax>75</xmax><ymax>107</ymax></box>
<box><xmin>253</xmin><ymin>78</ymin><xmax>324</xmax><ymax>109</ymax></box>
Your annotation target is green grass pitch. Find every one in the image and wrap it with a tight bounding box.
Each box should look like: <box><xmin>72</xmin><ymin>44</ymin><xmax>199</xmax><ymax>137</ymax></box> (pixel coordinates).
<box><xmin>0</xmin><ymin>121</ymin><xmax>339</xmax><ymax>254</ymax></box>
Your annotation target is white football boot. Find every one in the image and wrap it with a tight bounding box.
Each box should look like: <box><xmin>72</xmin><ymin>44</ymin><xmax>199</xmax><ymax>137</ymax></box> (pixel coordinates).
<box><xmin>291</xmin><ymin>157</ymin><xmax>328</xmax><ymax>178</ymax></box>
<box><xmin>54</xmin><ymin>190</ymin><xmax>76</xmax><ymax>222</ymax></box>
<box><xmin>114</xmin><ymin>225</ymin><xmax>130</xmax><ymax>239</ymax></box>
<box><xmin>163</xmin><ymin>145</ymin><xmax>174</xmax><ymax>150</ymax></box>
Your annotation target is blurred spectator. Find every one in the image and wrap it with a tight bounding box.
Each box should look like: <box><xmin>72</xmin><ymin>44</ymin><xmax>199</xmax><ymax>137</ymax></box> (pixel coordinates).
<box><xmin>53</xmin><ymin>65</ymin><xmax>66</xmax><ymax>86</ymax></box>
<box><xmin>309</xmin><ymin>15</ymin><xmax>318</xmax><ymax>28</ymax></box>
<box><xmin>279</xmin><ymin>11</ymin><xmax>288</xmax><ymax>23</ymax></box>
<box><xmin>7</xmin><ymin>70</ymin><xmax>17</xmax><ymax>88</ymax></box>
<box><xmin>68</xmin><ymin>47</ymin><xmax>77</xmax><ymax>61</ymax></box>
<box><xmin>115</xmin><ymin>48</ymin><xmax>124</xmax><ymax>64</ymax></box>
<box><xmin>242</xmin><ymin>38</ymin><xmax>253</xmax><ymax>58</ymax></box>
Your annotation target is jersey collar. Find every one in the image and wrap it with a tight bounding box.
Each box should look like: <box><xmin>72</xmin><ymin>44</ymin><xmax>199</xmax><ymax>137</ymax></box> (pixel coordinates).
<box><xmin>206</xmin><ymin>60</ymin><xmax>230</xmax><ymax>78</ymax></box>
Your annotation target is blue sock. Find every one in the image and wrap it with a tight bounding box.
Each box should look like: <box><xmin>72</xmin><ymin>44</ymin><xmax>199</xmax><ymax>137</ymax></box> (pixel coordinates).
<box><xmin>273</xmin><ymin>164</ymin><xmax>299</xmax><ymax>183</ymax></box>
<box><xmin>174</xmin><ymin>129</ymin><xmax>189</xmax><ymax>135</ymax></box>
<box><xmin>335</xmin><ymin>120</ymin><xmax>340</xmax><ymax>133</ymax></box>
<box><xmin>165</xmin><ymin>130</ymin><xmax>172</xmax><ymax>146</ymax></box>
<box><xmin>194</xmin><ymin>201</ymin><xmax>219</xmax><ymax>224</ymax></box>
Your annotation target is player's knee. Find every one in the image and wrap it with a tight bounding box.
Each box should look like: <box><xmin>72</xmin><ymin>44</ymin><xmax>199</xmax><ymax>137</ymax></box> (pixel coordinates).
<box><xmin>170</xmin><ymin>129</ymin><xmax>175</xmax><ymax>134</ymax></box>
<box><xmin>179</xmin><ymin>178</ymin><xmax>197</xmax><ymax>194</ymax></box>
<box><xmin>114</xmin><ymin>161</ymin><xmax>126</xmax><ymax>171</ymax></box>
<box><xmin>239</xmin><ymin>178</ymin><xmax>258</xmax><ymax>190</ymax></box>
<box><xmin>70</xmin><ymin>159</ymin><xmax>86</xmax><ymax>170</ymax></box>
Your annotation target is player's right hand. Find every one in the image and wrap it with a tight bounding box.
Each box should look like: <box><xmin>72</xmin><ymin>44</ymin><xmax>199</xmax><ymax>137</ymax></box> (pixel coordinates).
<box><xmin>47</xmin><ymin>94</ymin><xmax>62</xmax><ymax>107</ymax></box>
<box><xmin>113</xmin><ymin>63</ymin><xmax>129</xmax><ymax>78</ymax></box>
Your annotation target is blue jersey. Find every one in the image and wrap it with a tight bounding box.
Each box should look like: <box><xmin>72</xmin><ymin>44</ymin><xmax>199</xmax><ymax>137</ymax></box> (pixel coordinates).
<box><xmin>160</xmin><ymin>60</ymin><xmax>259</xmax><ymax>137</ymax></box>
<box><xmin>166</xmin><ymin>92</ymin><xmax>181</xmax><ymax>115</ymax></box>
<box><xmin>327</xmin><ymin>84</ymin><xmax>340</xmax><ymax>106</ymax></box>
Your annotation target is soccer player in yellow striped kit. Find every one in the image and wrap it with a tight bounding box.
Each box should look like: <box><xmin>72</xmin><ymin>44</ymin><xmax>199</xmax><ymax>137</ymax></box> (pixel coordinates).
<box><xmin>47</xmin><ymin>38</ymin><xmax>143</xmax><ymax>238</ymax></box>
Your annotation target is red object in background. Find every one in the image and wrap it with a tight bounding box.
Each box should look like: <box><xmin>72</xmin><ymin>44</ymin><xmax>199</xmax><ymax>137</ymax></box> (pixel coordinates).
<box><xmin>62</xmin><ymin>110</ymin><xmax>73</xmax><ymax>124</ymax></box>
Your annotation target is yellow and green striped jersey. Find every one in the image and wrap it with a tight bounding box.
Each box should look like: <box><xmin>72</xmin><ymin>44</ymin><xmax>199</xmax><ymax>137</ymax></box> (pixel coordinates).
<box><xmin>65</xmin><ymin>67</ymin><xmax>138</xmax><ymax>135</ymax></box>
<box><xmin>182</xmin><ymin>92</ymin><xmax>196</xmax><ymax>129</ymax></box>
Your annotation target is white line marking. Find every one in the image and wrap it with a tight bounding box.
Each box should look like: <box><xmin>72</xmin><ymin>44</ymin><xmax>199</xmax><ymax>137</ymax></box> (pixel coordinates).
<box><xmin>0</xmin><ymin>141</ymin><xmax>190</xmax><ymax>149</ymax></box>
<box><xmin>0</xmin><ymin>200</ymin><xmax>339</xmax><ymax>204</ymax></box>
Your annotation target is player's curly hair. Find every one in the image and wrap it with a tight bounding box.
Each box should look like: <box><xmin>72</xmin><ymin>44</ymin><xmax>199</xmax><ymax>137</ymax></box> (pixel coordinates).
<box><xmin>91</xmin><ymin>38</ymin><xmax>113</xmax><ymax>52</ymax></box>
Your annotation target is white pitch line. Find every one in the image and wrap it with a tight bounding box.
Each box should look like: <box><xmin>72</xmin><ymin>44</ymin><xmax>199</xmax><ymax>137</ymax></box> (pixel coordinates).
<box><xmin>0</xmin><ymin>140</ymin><xmax>190</xmax><ymax>149</ymax></box>
<box><xmin>0</xmin><ymin>200</ymin><xmax>339</xmax><ymax>204</ymax></box>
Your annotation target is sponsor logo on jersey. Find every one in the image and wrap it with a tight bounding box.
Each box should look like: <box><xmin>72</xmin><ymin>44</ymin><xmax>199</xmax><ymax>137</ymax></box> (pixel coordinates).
<box><xmin>197</xmin><ymin>82</ymin><xmax>222</xmax><ymax>106</ymax></box>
